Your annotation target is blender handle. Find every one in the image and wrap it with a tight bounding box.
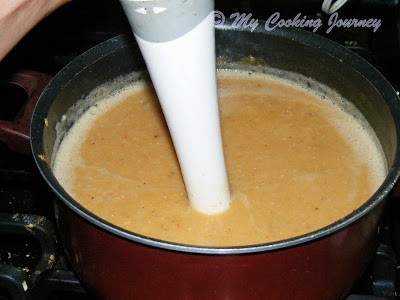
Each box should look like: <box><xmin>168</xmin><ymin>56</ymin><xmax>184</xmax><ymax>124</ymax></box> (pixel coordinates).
<box><xmin>0</xmin><ymin>70</ymin><xmax>51</xmax><ymax>154</ymax></box>
<box><xmin>120</xmin><ymin>0</ymin><xmax>213</xmax><ymax>43</ymax></box>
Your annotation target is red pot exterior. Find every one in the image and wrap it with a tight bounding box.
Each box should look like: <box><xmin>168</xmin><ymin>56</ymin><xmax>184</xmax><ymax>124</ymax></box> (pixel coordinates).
<box><xmin>56</xmin><ymin>202</ymin><xmax>382</xmax><ymax>300</ymax></box>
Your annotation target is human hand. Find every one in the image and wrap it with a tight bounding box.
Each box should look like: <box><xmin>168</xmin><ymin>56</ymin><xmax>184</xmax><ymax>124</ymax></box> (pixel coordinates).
<box><xmin>0</xmin><ymin>0</ymin><xmax>70</xmax><ymax>61</ymax></box>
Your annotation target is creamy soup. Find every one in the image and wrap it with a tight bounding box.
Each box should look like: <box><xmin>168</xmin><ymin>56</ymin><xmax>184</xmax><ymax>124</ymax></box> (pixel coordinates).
<box><xmin>53</xmin><ymin>70</ymin><xmax>386</xmax><ymax>247</ymax></box>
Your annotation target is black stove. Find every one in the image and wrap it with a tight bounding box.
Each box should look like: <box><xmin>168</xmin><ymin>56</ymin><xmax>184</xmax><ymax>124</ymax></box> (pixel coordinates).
<box><xmin>0</xmin><ymin>0</ymin><xmax>399</xmax><ymax>299</ymax></box>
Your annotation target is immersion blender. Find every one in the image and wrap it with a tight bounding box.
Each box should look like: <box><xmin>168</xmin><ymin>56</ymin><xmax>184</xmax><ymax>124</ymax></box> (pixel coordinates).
<box><xmin>119</xmin><ymin>0</ymin><xmax>231</xmax><ymax>214</ymax></box>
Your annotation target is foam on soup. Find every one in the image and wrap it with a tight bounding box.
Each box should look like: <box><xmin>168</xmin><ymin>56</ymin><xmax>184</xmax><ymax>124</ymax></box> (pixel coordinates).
<box><xmin>53</xmin><ymin>69</ymin><xmax>386</xmax><ymax>246</ymax></box>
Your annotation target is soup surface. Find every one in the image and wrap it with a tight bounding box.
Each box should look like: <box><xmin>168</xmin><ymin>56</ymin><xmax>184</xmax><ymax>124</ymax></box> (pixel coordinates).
<box><xmin>53</xmin><ymin>70</ymin><xmax>386</xmax><ymax>246</ymax></box>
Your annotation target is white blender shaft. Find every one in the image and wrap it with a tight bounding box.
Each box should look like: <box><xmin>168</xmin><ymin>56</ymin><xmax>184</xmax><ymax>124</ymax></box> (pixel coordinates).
<box><xmin>119</xmin><ymin>0</ymin><xmax>231</xmax><ymax>214</ymax></box>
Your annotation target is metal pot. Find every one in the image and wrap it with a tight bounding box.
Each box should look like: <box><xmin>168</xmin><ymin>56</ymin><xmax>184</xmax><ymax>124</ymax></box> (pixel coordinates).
<box><xmin>4</xmin><ymin>25</ymin><xmax>400</xmax><ymax>299</ymax></box>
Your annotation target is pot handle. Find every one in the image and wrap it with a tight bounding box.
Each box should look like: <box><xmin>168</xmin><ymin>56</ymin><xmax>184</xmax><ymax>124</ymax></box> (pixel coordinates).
<box><xmin>0</xmin><ymin>70</ymin><xmax>51</xmax><ymax>154</ymax></box>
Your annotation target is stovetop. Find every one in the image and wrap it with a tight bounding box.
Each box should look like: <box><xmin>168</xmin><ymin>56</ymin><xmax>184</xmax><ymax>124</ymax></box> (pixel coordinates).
<box><xmin>0</xmin><ymin>1</ymin><xmax>399</xmax><ymax>299</ymax></box>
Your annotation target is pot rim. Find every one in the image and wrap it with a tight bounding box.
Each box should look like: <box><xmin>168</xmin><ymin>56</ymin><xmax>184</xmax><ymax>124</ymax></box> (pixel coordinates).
<box><xmin>31</xmin><ymin>25</ymin><xmax>400</xmax><ymax>255</ymax></box>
